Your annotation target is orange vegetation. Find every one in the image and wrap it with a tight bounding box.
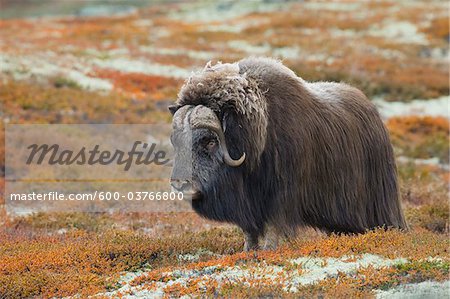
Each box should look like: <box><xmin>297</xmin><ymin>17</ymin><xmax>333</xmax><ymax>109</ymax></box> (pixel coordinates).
<box><xmin>387</xmin><ymin>116</ymin><xmax>449</xmax><ymax>163</ymax></box>
<box><xmin>91</xmin><ymin>69</ymin><xmax>180</xmax><ymax>100</ymax></box>
<box><xmin>129</xmin><ymin>229</ymin><xmax>448</xmax><ymax>298</ymax></box>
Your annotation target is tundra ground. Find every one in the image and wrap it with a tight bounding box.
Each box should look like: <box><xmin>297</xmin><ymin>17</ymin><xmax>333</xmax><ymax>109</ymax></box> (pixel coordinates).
<box><xmin>0</xmin><ymin>0</ymin><xmax>448</xmax><ymax>298</ymax></box>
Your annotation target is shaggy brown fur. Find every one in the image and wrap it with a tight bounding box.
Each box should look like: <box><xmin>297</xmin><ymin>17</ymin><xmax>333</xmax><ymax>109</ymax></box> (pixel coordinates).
<box><xmin>171</xmin><ymin>57</ymin><xmax>407</xmax><ymax>250</ymax></box>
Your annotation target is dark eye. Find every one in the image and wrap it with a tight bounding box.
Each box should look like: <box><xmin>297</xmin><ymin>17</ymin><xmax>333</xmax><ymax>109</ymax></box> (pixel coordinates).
<box><xmin>205</xmin><ymin>140</ymin><xmax>217</xmax><ymax>151</ymax></box>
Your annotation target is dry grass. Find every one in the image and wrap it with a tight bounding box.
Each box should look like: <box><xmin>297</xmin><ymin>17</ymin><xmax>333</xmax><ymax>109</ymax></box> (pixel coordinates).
<box><xmin>397</xmin><ymin>160</ymin><xmax>449</xmax><ymax>234</ymax></box>
<box><xmin>388</xmin><ymin>116</ymin><xmax>450</xmax><ymax>163</ymax></box>
<box><xmin>0</xmin><ymin>1</ymin><xmax>448</xmax><ymax>101</ymax></box>
<box><xmin>1</xmin><ymin>198</ymin><xmax>448</xmax><ymax>298</ymax></box>
<box><xmin>90</xmin><ymin>69</ymin><xmax>180</xmax><ymax>100</ymax></box>
<box><xmin>406</xmin><ymin>201</ymin><xmax>449</xmax><ymax>233</ymax></box>
<box><xmin>0</xmin><ymin>226</ymin><xmax>242</xmax><ymax>298</ymax></box>
<box><xmin>0</xmin><ymin>79</ymin><xmax>171</xmax><ymax>124</ymax></box>
<box><xmin>7</xmin><ymin>211</ymin><xmax>228</xmax><ymax>236</ymax></box>
<box><xmin>190</xmin><ymin>259</ymin><xmax>449</xmax><ymax>298</ymax></box>
<box><xmin>2</xmin><ymin>224</ymin><xmax>447</xmax><ymax>298</ymax></box>
<box><xmin>130</xmin><ymin>228</ymin><xmax>449</xmax><ymax>298</ymax></box>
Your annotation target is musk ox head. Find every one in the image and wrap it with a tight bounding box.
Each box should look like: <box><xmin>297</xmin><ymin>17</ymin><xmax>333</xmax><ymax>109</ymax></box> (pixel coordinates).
<box><xmin>169</xmin><ymin>61</ymin><xmax>267</xmax><ymax>222</ymax></box>
<box><xmin>170</xmin><ymin>105</ymin><xmax>245</xmax><ymax>195</ymax></box>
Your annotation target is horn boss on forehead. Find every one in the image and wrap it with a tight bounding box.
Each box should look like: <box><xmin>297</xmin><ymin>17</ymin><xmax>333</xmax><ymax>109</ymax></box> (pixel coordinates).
<box><xmin>172</xmin><ymin>105</ymin><xmax>193</xmax><ymax>131</ymax></box>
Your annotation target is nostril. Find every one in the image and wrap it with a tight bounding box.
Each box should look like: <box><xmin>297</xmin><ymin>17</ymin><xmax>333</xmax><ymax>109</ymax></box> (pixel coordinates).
<box><xmin>170</xmin><ymin>180</ymin><xmax>182</xmax><ymax>191</ymax></box>
<box><xmin>170</xmin><ymin>180</ymin><xmax>178</xmax><ymax>190</ymax></box>
<box><xmin>181</xmin><ymin>181</ymin><xmax>192</xmax><ymax>190</ymax></box>
<box><xmin>171</xmin><ymin>179</ymin><xmax>191</xmax><ymax>191</ymax></box>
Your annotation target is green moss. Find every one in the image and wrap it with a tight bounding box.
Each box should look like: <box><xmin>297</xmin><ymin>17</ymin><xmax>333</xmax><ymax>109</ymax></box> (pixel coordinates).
<box><xmin>53</xmin><ymin>77</ymin><xmax>81</xmax><ymax>89</ymax></box>
<box><xmin>395</xmin><ymin>260</ymin><xmax>450</xmax><ymax>273</ymax></box>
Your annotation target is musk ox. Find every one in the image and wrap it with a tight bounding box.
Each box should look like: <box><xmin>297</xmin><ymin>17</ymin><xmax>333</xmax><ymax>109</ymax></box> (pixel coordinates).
<box><xmin>169</xmin><ymin>57</ymin><xmax>407</xmax><ymax>251</ymax></box>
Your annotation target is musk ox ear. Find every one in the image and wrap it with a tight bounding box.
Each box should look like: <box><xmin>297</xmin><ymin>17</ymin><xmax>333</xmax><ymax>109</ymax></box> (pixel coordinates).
<box><xmin>168</xmin><ymin>104</ymin><xmax>181</xmax><ymax>115</ymax></box>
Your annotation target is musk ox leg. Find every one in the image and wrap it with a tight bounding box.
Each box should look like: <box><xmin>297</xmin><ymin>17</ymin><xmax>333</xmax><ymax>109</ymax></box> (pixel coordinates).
<box><xmin>243</xmin><ymin>232</ymin><xmax>259</xmax><ymax>251</ymax></box>
<box><xmin>262</xmin><ymin>225</ymin><xmax>279</xmax><ymax>250</ymax></box>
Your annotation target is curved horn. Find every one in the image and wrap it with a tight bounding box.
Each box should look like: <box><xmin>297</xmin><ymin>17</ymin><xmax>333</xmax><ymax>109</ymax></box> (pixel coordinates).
<box><xmin>190</xmin><ymin>106</ymin><xmax>245</xmax><ymax>167</ymax></box>
<box><xmin>198</xmin><ymin>123</ymin><xmax>246</xmax><ymax>167</ymax></box>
